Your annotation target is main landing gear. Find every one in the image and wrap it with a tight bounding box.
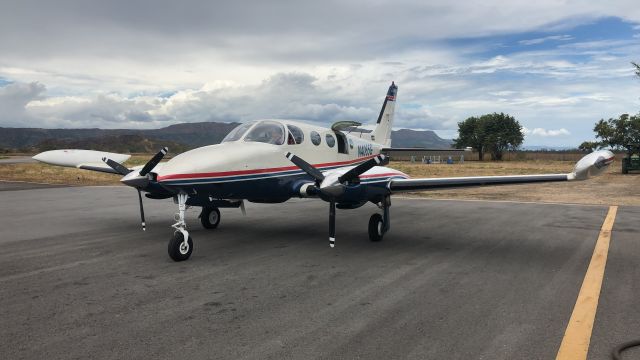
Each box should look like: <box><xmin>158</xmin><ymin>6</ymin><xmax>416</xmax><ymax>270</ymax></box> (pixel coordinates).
<box><xmin>200</xmin><ymin>206</ymin><xmax>221</xmax><ymax>229</ymax></box>
<box><xmin>368</xmin><ymin>196</ymin><xmax>391</xmax><ymax>242</ymax></box>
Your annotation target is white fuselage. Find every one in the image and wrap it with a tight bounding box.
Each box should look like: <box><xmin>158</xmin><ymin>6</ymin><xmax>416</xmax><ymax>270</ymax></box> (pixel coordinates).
<box><xmin>155</xmin><ymin>119</ymin><xmax>406</xmax><ymax>203</ymax></box>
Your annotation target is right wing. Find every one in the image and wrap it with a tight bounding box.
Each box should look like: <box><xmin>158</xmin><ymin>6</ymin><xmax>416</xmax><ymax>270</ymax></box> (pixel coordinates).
<box><xmin>389</xmin><ymin>173</ymin><xmax>569</xmax><ymax>192</ymax></box>
<box><xmin>388</xmin><ymin>150</ymin><xmax>614</xmax><ymax>192</ymax></box>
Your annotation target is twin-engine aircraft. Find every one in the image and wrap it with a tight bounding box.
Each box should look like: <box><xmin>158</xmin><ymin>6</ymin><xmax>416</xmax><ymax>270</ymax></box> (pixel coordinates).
<box><xmin>34</xmin><ymin>82</ymin><xmax>614</xmax><ymax>261</ymax></box>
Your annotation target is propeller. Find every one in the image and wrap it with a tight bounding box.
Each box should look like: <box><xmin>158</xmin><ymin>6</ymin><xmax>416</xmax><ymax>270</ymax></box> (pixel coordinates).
<box><xmin>285</xmin><ymin>152</ymin><xmax>386</xmax><ymax>248</ymax></box>
<box><xmin>102</xmin><ymin>147</ymin><xmax>168</xmax><ymax>231</ymax></box>
<box><xmin>338</xmin><ymin>154</ymin><xmax>387</xmax><ymax>184</ymax></box>
<box><xmin>102</xmin><ymin>157</ymin><xmax>131</xmax><ymax>175</ymax></box>
<box><xmin>137</xmin><ymin>189</ymin><xmax>146</xmax><ymax>231</ymax></box>
<box><xmin>285</xmin><ymin>152</ymin><xmax>324</xmax><ymax>183</ymax></box>
<box><xmin>329</xmin><ymin>200</ymin><xmax>336</xmax><ymax>248</ymax></box>
<box><xmin>139</xmin><ymin>147</ymin><xmax>168</xmax><ymax>176</ymax></box>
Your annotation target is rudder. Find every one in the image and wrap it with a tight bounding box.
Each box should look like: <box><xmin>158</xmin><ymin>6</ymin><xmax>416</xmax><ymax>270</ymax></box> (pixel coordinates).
<box><xmin>371</xmin><ymin>82</ymin><xmax>398</xmax><ymax>147</ymax></box>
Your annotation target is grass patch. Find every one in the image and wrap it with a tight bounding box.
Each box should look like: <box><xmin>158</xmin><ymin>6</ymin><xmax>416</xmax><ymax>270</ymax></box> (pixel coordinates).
<box><xmin>1</xmin><ymin>157</ymin><xmax>636</xmax><ymax>206</ymax></box>
<box><xmin>0</xmin><ymin>154</ymin><xmax>157</xmax><ymax>186</ymax></box>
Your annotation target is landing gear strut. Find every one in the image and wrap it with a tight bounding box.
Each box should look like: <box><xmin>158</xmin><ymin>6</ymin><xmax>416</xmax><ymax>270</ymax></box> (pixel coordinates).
<box><xmin>369</xmin><ymin>196</ymin><xmax>391</xmax><ymax>242</ymax></box>
<box><xmin>168</xmin><ymin>193</ymin><xmax>192</xmax><ymax>261</ymax></box>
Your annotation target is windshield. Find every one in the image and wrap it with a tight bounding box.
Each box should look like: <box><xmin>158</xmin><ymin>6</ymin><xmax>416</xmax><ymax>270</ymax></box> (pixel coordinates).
<box><xmin>244</xmin><ymin>121</ymin><xmax>285</xmax><ymax>145</ymax></box>
<box><xmin>221</xmin><ymin>122</ymin><xmax>256</xmax><ymax>142</ymax></box>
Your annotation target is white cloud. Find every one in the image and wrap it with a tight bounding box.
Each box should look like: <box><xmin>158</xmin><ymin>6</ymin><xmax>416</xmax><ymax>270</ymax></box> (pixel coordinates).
<box><xmin>0</xmin><ymin>82</ymin><xmax>46</xmax><ymax>127</ymax></box>
<box><xmin>1</xmin><ymin>1</ymin><xmax>640</xmax><ymax>147</ymax></box>
<box><xmin>8</xmin><ymin>74</ymin><xmax>385</xmax><ymax>129</ymax></box>
<box><xmin>522</xmin><ymin>127</ymin><xmax>571</xmax><ymax>136</ymax></box>
<box><xmin>519</xmin><ymin>34</ymin><xmax>574</xmax><ymax>45</ymax></box>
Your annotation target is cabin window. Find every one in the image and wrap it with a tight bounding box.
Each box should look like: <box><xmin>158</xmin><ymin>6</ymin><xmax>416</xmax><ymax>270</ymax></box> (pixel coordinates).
<box><xmin>348</xmin><ymin>138</ymin><xmax>354</xmax><ymax>150</ymax></box>
<box><xmin>286</xmin><ymin>125</ymin><xmax>304</xmax><ymax>145</ymax></box>
<box><xmin>244</xmin><ymin>121</ymin><xmax>285</xmax><ymax>145</ymax></box>
<box><xmin>325</xmin><ymin>134</ymin><xmax>335</xmax><ymax>148</ymax></box>
<box><xmin>222</xmin><ymin>121</ymin><xmax>255</xmax><ymax>142</ymax></box>
<box><xmin>310</xmin><ymin>131</ymin><xmax>321</xmax><ymax>146</ymax></box>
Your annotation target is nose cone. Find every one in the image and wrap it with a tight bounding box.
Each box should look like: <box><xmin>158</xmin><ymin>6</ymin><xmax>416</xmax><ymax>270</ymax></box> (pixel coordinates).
<box><xmin>156</xmin><ymin>142</ymin><xmax>287</xmax><ymax>184</ymax></box>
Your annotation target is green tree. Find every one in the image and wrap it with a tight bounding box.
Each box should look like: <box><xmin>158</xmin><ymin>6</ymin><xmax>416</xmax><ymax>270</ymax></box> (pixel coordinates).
<box><xmin>454</xmin><ymin>112</ymin><xmax>523</xmax><ymax>161</ymax></box>
<box><xmin>481</xmin><ymin>113</ymin><xmax>524</xmax><ymax>160</ymax></box>
<box><xmin>453</xmin><ymin>116</ymin><xmax>487</xmax><ymax>160</ymax></box>
<box><xmin>594</xmin><ymin>113</ymin><xmax>640</xmax><ymax>151</ymax></box>
<box><xmin>578</xmin><ymin>141</ymin><xmax>599</xmax><ymax>152</ymax></box>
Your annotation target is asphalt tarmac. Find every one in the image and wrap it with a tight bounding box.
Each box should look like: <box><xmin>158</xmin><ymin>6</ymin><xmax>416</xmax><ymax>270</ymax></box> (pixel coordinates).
<box><xmin>0</xmin><ymin>156</ymin><xmax>37</xmax><ymax>164</ymax></box>
<box><xmin>0</xmin><ymin>183</ymin><xmax>638</xmax><ymax>359</ymax></box>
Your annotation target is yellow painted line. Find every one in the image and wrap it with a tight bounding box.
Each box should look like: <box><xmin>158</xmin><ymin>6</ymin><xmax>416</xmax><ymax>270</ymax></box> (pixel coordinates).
<box><xmin>556</xmin><ymin>205</ymin><xmax>618</xmax><ymax>360</ymax></box>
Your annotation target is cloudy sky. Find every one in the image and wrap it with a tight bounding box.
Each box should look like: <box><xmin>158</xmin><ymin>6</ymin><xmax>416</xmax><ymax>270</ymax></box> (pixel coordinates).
<box><xmin>1</xmin><ymin>0</ymin><xmax>639</xmax><ymax>146</ymax></box>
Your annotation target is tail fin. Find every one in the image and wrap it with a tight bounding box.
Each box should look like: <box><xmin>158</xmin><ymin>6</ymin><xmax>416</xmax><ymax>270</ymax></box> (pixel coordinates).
<box><xmin>371</xmin><ymin>82</ymin><xmax>398</xmax><ymax>147</ymax></box>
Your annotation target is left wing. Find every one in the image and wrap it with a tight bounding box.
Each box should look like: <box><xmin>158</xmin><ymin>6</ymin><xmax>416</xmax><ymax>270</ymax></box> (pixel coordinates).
<box><xmin>388</xmin><ymin>150</ymin><xmax>614</xmax><ymax>192</ymax></box>
<box><xmin>33</xmin><ymin>149</ymin><xmax>131</xmax><ymax>174</ymax></box>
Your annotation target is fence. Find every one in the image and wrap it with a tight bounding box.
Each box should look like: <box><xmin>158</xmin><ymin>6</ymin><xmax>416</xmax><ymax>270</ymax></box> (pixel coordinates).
<box><xmin>388</xmin><ymin>150</ymin><xmax>625</xmax><ymax>162</ymax></box>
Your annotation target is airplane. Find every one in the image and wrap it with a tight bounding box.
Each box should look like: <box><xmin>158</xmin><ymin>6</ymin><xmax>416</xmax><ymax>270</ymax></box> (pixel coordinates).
<box><xmin>33</xmin><ymin>82</ymin><xmax>615</xmax><ymax>262</ymax></box>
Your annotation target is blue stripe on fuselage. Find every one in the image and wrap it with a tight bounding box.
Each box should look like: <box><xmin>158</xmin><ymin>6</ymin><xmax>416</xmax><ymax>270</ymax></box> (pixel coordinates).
<box><xmin>159</xmin><ymin>163</ymin><xmax>357</xmax><ymax>185</ymax></box>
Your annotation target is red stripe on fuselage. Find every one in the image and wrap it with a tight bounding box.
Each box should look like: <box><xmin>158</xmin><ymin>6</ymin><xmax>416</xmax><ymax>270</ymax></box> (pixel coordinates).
<box><xmin>157</xmin><ymin>155</ymin><xmax>378</xmax><ymax>181</ymax></box>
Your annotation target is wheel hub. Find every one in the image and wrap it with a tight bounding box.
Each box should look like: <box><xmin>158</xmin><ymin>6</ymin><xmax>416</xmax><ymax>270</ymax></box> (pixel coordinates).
<box><xmin>179</xmin><ymin>241</ymin><xmax>189</xmax><ymax>254</ymax></box>
<box><xmin>208</xmin><ymin>211</ymin><xmax>218</xmax><ymax>224</ymax></box>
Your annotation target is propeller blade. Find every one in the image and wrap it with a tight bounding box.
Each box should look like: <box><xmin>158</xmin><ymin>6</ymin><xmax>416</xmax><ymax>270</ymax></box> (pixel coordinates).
<box><xmin>329</xmin><ymin>200</ymin><xmax>336</xmax><ymax>248</ymax></box>
<box><xmin>338</xmin><ymin>154</ymin><xmax>387</xmax><ymax>184</ymax></box>
<box><xmin>285</xmin><ymin>152</ymin><xmax>325</xmax><ymax>182</ymax></box>
<box><xmin>102</xmin><ymin>157</ymin><xmax>132</xmax><ymax>175</ymax></box>
<box><xmin>137</xmin><ymin>189</ymin><xmax>146</xmax><ymax>231</ymax></box>
<box><xmin>139</xmin><ymin>147</ymin><xmax>168</xmax><ymax>176</ymax></box>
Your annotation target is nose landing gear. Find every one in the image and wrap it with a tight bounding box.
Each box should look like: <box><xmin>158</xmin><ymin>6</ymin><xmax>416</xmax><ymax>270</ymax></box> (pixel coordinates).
<box><xmin>168</xmin><ymin>231</ymin><xmax>193</xmax><ymax>261</ymax></box>
<box><xmin>168</xmin><ymin>193</ymin><xmax>192</xmax><ymax>262</ymax></box>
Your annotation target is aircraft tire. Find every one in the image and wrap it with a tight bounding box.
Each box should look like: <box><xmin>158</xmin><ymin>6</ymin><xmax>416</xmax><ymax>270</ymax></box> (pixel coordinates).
<box><xmin>368</xmin><ymin>214</ymin><xmax>384</xmax><ymax>242</ymax></box>
<box><xmin>200</xmin><ymin>207</ymin><xmax>221</xmax><ymax>229</ymax></box>
<box><xmin>168</xmin><ymin>232</ymin><xmax>193</xmax><ymax>261</ymax></box>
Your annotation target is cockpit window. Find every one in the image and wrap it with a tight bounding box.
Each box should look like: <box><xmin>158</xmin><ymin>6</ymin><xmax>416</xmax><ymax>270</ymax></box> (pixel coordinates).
<box><xmin>244</xmin><ymin>121</ymin><xmax>285</xmax><ymax>145</ymax></box>
<box><xmin>286</xmin><ymin>125</ymin><xmax>304</xmax><ymax>145</ymax></box>
<box><xmin>222</xmin><ymin>122</ymin><xmax>255</xmax><ymax>142</ymax></box>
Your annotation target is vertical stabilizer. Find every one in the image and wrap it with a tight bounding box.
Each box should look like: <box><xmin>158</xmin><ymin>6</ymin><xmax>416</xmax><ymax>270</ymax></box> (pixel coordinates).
<box><xmin>371</xmin><ymin>82</ymin><xmax>398</xmax><ymax>147</ymax></box>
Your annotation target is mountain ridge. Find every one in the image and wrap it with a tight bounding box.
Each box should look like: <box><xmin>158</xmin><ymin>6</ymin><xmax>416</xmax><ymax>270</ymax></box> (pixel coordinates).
<box><xmin>0</xmin><ymin>121</ymin><xmax>453</xmax><ymax>151</ymax></box>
